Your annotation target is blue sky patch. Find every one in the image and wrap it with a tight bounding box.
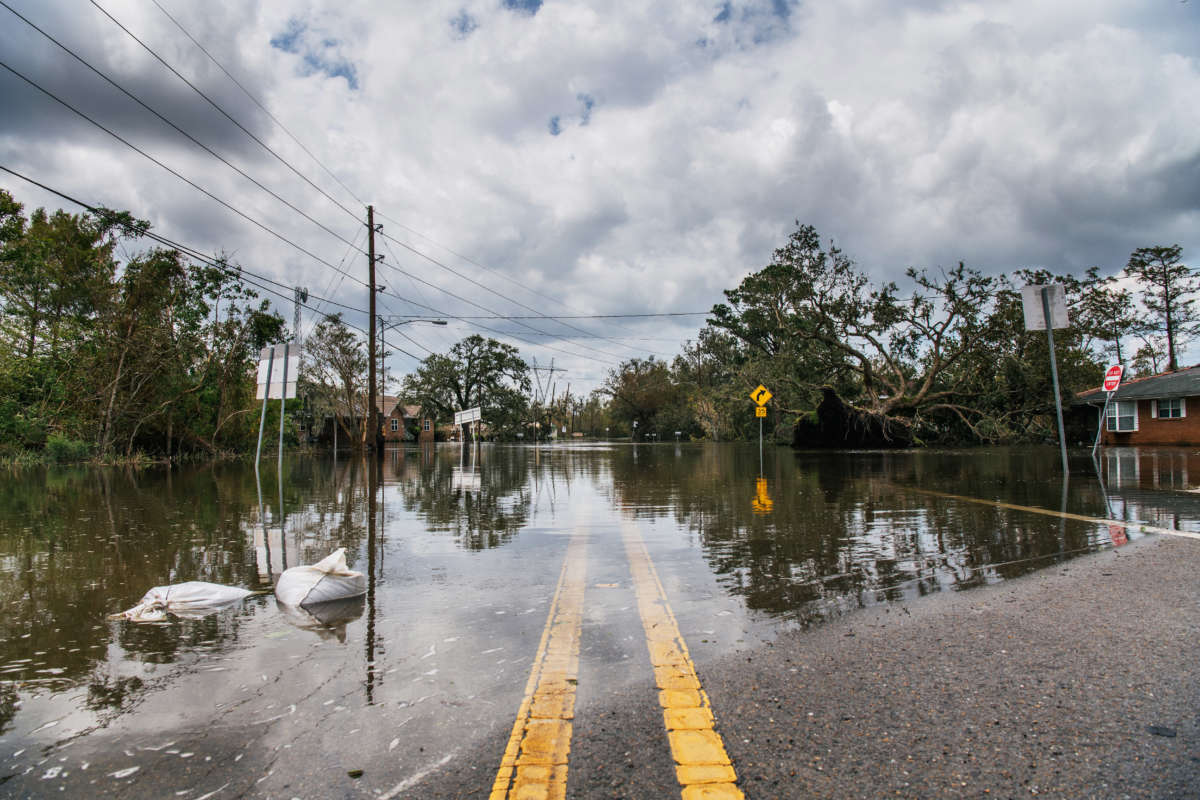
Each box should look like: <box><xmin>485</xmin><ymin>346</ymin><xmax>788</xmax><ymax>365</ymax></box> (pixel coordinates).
<box><xmin>503</xmin><ymin>0</ymin><xmax>543</xmax><ymax>16</ymax></box>
<box><xmin>270</xmin><ymin>17</ymin><xmax>359</xmax><ymax>90</ymax></box>
<box><xmin>269</xmin><ymin>19</ymin><xmax>306</xmax><ymax>53</ymax></box>
<box><xmin>578</xmin><ymin>94</ymin><xmax>595</xmax><ymax>126</ymax></box>
<box><xmin>548</xmin><ymin>116</ymin><xmax>562</xmax><ymax>136</ymax></box>
<box><xmin>451</xmin><ymin>10</ymin><xmax>478</xmax><ymax>38</ymax></box>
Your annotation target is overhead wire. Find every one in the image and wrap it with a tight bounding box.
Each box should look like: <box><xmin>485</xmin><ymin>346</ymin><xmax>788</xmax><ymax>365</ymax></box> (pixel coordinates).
<box><xmin>0</xmin><ymin>60</ymin><xmax>369</xmax><ymax>290</ymax></box>
<box><xmin>0</xmin><ymin>165</ymin><xmax>370</xmax><ymax>333</ymax></box>
<box><xmin>385</xmin><ymin>312</ymin><xmax>711</xmax><ymax>319</ymax></box>
<box><xmin>373</xmin><ymin>208</ymin><xmax>696</xmax><ymax>356</ymax></box>
<box><xmin>376</xmin><ymin>235</ymin><xmax>619</xmax><ymax>366</ymax></box>
<box><xmin>379</xmin><ymin>229</ymin><xmax>673</xmax><ymax>358</ymax></box>
<box><xmin>306</xmin><ymin>224</ymin><xmax>366</xmax><ymax>341</ymax></box>
<box><xmin>0</xmin><ymin>1</ymin><xmax>364</xmax><ymax>258</ymax></box>
<box><xmin>148</xmin><ymin>0</ymin><xmax>366</xmax><ymax>209</ymax></box>
<box><xmin>94</xmin><ymin>0</ymin><xmax>698</xmax><ymax>367</ymax></box>
<box><xmin>380</xmin><ymin>231</ymin><xmax>624</xmax><ymax>358</ymax></box>
<box><xmin>87</xmin><ymin>0</ymin><xmax>362</xmax><ymax>224</ymax></box>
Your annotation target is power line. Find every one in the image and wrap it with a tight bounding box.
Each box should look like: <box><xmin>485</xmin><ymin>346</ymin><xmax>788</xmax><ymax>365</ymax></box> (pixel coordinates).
<box><xmin>0</xmin><ymin>1</ymin><xmax>364</xmax><ymax>257</ymax></box>
<box><xmin>380</xmin><ymin>230</ymin><xmax>624</xmax><ymax>358</ymax></box>
<box><xmin>0</xmin><ymin>164</ymin><xmax>369</xmax><ymax>330</ymax></box>
<box><xmin>375</xmin><ymin>208</ymin><xmax>591</xmax><ymax>316</ymax></box>
<box><xmin>376</xmin><ymin>236</ymin><xmax>619</xmax><ymax>366</ymax></box>
<box><xmin>0</xmin><ymin>60</ymin><xmax>368</xmax><ymax>290</ymax></box>
<box><xmin>386</xmin><ymin>312</ymin><xmax>711</xmax><ymax>320</ymax></box>
<box><xmin>148</xmin><ymin>0</ymin><xmax>366</xmax><ymax>210</ymax></box>
<box><xmin>87</xmin><ymin>0</ymin><xmax>361</xmax><ymax>224</ymax></box>
<box><xmin>379</xmin><ymin>229</ymin><xmax>675</xmax><ymax>359</ymax></box>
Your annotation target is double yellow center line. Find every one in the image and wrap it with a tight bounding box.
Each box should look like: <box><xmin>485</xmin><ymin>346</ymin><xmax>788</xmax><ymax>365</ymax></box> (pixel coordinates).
<box><xmin>491</xmin><ymin>526</ymin><xmax>743</xmax><ymax>800</ymax></box>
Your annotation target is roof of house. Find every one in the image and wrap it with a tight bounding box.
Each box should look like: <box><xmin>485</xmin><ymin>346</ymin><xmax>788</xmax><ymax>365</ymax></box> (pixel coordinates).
<box><xmin>1076</xmin><ymin>365</ymin><xmax>1200</xmax><ymax>405</ymax></box>
<box><xmin>379</xmin><ymin>396</ymin><xmax>425</xmax><ymax>418</ymax></box>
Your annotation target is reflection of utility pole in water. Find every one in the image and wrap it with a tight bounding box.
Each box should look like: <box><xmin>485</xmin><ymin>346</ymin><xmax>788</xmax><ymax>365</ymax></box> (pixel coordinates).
<box><xmin>365</xmin><ymin>455</ymin><xmax>378</xmax><ymax>704</ymax></box>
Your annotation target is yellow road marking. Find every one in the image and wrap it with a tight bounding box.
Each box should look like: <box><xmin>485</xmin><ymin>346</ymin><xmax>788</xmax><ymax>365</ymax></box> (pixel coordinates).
<box><xmin>909</xmin><ymin>487</ymin><xmax>1200</xmax><ymax>541</ymax></box>
<box><xmin>622</xmin><ymin>522</ymin><xmax>744</xmax><ymax>800</ymax></box>
<box><xmin>491</xmin><ymin>531</ymin><xmax>588</xmax><ymax>800</ymax></box>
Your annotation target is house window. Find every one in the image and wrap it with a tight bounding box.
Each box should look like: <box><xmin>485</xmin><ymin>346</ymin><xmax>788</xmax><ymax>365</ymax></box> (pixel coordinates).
<box><xmin>423</xmin><ymin>419</ymin><xmax>431</xmax><ymax>432</ymax></box>
<box><xmin>1153</xmin><ymin>398</ymin><xmax>1185</xmax><ymax>419</ymax></box>
<box><xmin>1106</xmin><ymin>400</ymin><xmax>1138</xmax><ymax>432</ymax></box>
<box><xmin>390</xmin><ymin>418</ymin><xmax>399</xmax><ymax>432</ymax></box>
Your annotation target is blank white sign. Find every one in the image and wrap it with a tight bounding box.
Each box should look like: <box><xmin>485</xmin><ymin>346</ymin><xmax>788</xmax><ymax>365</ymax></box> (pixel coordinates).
<box><xmin>1020</xmin><ymin>284</ymin><xmax>1070</xmax><ymax>331</ymax></box>
<box><xmin>256</xmin><ymin>345</ymin><xmax>299</xmax><ymax>400</ymax></box>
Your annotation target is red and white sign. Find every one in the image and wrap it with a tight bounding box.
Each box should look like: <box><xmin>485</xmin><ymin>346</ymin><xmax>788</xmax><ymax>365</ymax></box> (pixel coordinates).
<box><xmin>1103</xmin><ymin>365</ymin><xmax>1124</xmax><ymax>393</ymax></box>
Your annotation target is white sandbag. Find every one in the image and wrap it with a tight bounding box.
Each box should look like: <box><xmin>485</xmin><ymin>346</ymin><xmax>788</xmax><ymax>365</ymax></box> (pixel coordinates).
<box><xmin>274</xmin><ymin>548</ymin><xmax>366</xmax><ymax>607</ymax></box>
<box><xmin>111</xmin><ymin>582</ymin><xmax>255</xmax><ymax>623</ymax></box>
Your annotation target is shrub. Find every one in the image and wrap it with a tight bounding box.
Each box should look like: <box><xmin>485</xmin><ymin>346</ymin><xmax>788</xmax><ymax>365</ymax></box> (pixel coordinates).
<box><xmin>45</xmin><ymin>434</ymin><xmax>92</xmax><ymax>463</ymax></box>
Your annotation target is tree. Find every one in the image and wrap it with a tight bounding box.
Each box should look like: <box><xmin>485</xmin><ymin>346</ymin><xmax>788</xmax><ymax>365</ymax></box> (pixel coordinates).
<box><xmin>600</xmin><ymin>357</ymin><xmax>695</xmax><ymax>438</ymax></box>
<box><xmin>305</xmin><ymin>314</ymin><xmax>369</xmax><ymax>447</ymax></box>
<box><xmin>1074</xmin><ymin>266</ymin><xmax>1143</xmax><ymax>366</ymax></box>
<box><xmin>1126</xmin><ymin>245</ymin><xmax>1196</xmax><ymax>372</ymax></box>
<box><xmin>401</xmin><ymin>335</ymin><xmax>531</xmax><ymax>439</ymax></box>
<box><xmin>708</xmin><ymin>223</ymin><xmax>1003</xmax><ymax>439</ymax></box>
<box><xmin>0</xmin><ymin>189</ymin><xmax>284</xmax><ymax>459</ymax></box>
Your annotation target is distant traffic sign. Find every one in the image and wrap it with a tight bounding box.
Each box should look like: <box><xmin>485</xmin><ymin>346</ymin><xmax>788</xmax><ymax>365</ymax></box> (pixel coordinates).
<box><xmin>1103</xmin><ymin>365</ymin><xmax>1123</xmax><ymax>393</ymax></box>
<box><xmin>755</xmin><ymin>406</ymin><xmax>767</xmax><ymax>418</ymax></box>
<box><xmin>750</xmin><ymin>385</ymin><xmax>772</xmax><ymax>406</ymax></box>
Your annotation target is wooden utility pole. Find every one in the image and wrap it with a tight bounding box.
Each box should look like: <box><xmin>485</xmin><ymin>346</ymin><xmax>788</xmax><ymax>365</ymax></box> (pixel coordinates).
<box><xmin>367</xmin><ymin>205</ymin><xmax>379</xmax><ymax>451</ymax></box>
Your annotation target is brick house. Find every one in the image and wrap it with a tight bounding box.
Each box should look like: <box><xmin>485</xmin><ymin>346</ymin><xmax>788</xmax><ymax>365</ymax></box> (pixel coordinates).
<box><xmin>1076</xmin><ymin>365</ymin><xmax>1200</xmax><ymax>446</ymax></box>
<box><xmin>379</xmin><ymin>396</ymin><xmax>435</xmax><ymax>444</ymax></box>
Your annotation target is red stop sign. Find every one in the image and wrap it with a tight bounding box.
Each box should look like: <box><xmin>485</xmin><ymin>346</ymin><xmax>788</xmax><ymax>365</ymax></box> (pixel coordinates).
<box><xmin>1103</xmin><ymin>365</ymin><xmax>1123</xmax><ymax>392</ymax></box>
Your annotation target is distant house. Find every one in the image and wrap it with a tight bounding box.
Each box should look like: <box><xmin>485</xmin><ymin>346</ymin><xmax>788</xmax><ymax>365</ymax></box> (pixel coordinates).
<box><xmin>379</xmin><ymin>396</ymin><xmax>435</xmax><ymax>445</ymax></box>
<box><xmin>1076</xmin><ymin>366</ymin><xmax>1200</xmax><ymax>446</ymax></box>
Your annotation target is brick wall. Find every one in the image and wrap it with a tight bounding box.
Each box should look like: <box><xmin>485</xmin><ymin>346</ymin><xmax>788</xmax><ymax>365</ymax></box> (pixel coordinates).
<box><xmin>1103</xmin><ymin>397</ymin><xmax>1200</xmax><ymax>446</ymax></box>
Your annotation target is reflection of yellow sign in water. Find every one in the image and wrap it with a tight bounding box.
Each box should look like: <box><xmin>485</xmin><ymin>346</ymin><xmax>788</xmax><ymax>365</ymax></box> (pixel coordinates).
<box><xmin>750</xmin><ymin>384</ymin><xmax>772</xmax><ymax>405</ymax></box>
<box><xmin>752</xmin><ymin>477</ymin><xmax>773</xmax><ymax>515</ymax></box>
<box><xmin>755</xmin><ymin>406</ymin><xmax>767</xmax><ymax>418</ymax></box>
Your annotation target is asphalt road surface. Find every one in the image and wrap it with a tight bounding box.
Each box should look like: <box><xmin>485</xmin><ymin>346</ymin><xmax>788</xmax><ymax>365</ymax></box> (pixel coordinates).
<box><xmin>5</xmin><ymin>526</ymin><xmax>1197</xmax><ymax>800</ymax></box>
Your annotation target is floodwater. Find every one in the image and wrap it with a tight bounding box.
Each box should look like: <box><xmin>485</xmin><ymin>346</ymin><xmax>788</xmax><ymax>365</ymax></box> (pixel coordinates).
<box><xmin>0</xmin><ymin>443</ymin><xmax>1194</xmax><ymax>796</ymax></box>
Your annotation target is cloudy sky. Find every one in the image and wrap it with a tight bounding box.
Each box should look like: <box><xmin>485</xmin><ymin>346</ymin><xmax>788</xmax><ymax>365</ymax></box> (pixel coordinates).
<box><xmin>2</xmin><ymin>0</ymin><xmax>1198</xmax><ymax>392</ymax></box>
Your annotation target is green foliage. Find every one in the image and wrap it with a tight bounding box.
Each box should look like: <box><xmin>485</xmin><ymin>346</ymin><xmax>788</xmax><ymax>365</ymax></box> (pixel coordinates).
<box><xmin>0</xmin><ymin>188</ymin><xmax>286</xmax><ymax>460</ymax></box>
<box><xmin>45</xmin><ymin>434</ymin><xmax>91</xmax><ymax>463</ymax></box>
<box><xmin>1125</xmin><ymin>244</ymin><xmax>1196</xmax><ymax>372</ymax></box>
<box><xmin>401</xmin><ymin>335</ymin><xmax>531</xmax><ymax>439</ymax></box>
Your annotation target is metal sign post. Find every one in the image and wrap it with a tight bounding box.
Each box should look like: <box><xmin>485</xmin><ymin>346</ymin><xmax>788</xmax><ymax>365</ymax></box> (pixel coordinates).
<box><xmin>454</xmin><ymin>406</ymin><xmax>482</xmax><ymax>445</ymax></box>
<box><xmin>1093</xmin><ymin>365</ymin><xmax>1124</xmax><ymax>457</ymax></box>
<box><xmin>255</xmin><ymin>343</ymin><xmax>299</xmax><ymax>468</ymax></box>
<box><xmin>750</xmin><ymin>385</ymin><xmax>772</xmax><ymax>475</ymax></box>
<box><xmin>278</xmin><ymin>342</ymin><xmax>289</xmax><ymax>477</ymax></box>
<box><xmin>255</xmin><ymin>346</ymin><xmax>274</xmax><ymax>467</ymax></box>
<box><xmin>1021</xmin><ymin>285</ymin><xmax>1070</xmax><ymax>475</ymax></box>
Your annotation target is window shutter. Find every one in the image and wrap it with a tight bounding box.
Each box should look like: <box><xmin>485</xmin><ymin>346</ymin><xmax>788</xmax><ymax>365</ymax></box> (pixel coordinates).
<box><xmin>1182</xmin><ymin>398</ymin><xmax>1188</xmax><ymax>419</ymax></box>
<box><xmin>1151</xmin><ymin>400</ymin><xmax>1158</xmax><ymax>419</ymax></box>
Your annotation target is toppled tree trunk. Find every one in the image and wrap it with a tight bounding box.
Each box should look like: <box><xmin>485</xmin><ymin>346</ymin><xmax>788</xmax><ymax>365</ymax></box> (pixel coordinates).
<box><xmin>792</xmin><ymin>387</ymin><xmax>914</xmax><ymax>449</ymax></box>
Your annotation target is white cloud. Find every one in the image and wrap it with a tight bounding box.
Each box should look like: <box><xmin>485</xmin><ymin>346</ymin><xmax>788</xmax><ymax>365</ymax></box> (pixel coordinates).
<box><xmin>2</xmin><ymin>0</ymin><xmax>1198</xmax><ymax>389</ymax></box>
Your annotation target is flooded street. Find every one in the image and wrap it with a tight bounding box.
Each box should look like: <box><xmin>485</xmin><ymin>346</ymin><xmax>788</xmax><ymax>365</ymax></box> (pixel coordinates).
<box><xmin>1</xmin><ymin>443</ymin><xmax>1197</xmax><ymax>798</ymax></box>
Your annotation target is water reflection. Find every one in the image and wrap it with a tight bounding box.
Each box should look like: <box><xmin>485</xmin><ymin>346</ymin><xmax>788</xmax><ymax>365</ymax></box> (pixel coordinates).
<box><xmin>393</xmin><ymin>445</ymin><xmax>534</xmax><ymax>550</ymax></box>
<box><xmin>2</xmin><ymin>444</ymin><xmax>1199</xmax><ymax>750</ymax></box>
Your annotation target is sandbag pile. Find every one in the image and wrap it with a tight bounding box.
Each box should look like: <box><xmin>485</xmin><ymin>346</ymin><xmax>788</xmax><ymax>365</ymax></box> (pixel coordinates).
<box><xmin>111</xmin><ymin>548</ymin><xmax>367</xmax><ymax>634</ymax></box>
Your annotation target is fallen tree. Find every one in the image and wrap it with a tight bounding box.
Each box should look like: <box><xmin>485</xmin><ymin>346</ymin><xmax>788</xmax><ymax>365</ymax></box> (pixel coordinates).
<box><xmin>792</xmin><ymin>387</ymin><xmax>914</xmax><ymax>449</ymax></box>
